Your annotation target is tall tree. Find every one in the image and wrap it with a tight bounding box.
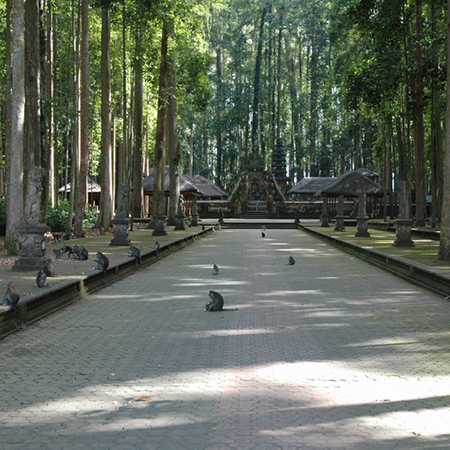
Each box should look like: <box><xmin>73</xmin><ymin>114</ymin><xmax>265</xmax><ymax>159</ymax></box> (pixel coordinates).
<box><xmin>439</xmin><ymin>0</ymin><xmax>450</xmax><ymax>259</ymax></box>
<box><xmin>73</xmin><ymin>0</ymin><xmax>89</xmax><ymax>236</ymax></box>
<box><xmin>98</xmin><ymin>0</ymin><xmax>113</xmax><ymax>230</ymax></box>
<box><xmin>130</xmin><ymin>18</ymin><xmax>144</xmax><ymax>217</ymax></box>
<box><xmin>6</xmin><ymin>0</ymin><xmax>25</xmax><ymax>252</ymax></box>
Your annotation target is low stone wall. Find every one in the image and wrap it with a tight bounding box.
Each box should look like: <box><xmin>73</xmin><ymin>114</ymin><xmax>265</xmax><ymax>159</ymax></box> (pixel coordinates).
<box><xmin>0</xmin><ymin>227</ymin><xmax>213</xmax><ymax>340</ymax></box>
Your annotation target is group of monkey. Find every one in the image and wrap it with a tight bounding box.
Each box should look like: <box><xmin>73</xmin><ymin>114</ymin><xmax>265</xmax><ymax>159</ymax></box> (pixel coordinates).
<box><xmin>1</xmin><ymin>240</ymin><xmax>163</xmax><ymax>310</ymax></box>
<box><xmin>2</xmin><ymin>228</ymin><xmax>297</xmax><ymax>317</ymax></box>
<box><xmin>204</xmin><ymin>229</ymin><xmax>296</xmax><ymax>312</ymax></box>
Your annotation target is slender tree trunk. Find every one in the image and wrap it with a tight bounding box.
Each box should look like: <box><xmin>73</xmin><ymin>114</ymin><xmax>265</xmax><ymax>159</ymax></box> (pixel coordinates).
<box><xmin>430</xmin><ymin>0</ymin><xmax>443</xmax><ymax>227</ymax></box>
<box><xmin>439</xmin><ymin>0</ymin><xmax>450</xmax><ymax>259</ymax></box>
<box><xmin>24</xmin><ymin>0</ymin><xmax>42</xmax><ymax>224</ymax></box>
<box><xmin>309</xmin><ymin>34</ymin><xmax>320</xmax><ymax>176</ymax></box>
<box><xmin>167</xmin><ymin>26</ymin><xmax>180</xmax><ymax>225</ymax></box>
<box><xmin>47</xmin><ymin>0</ymin><xmax>56</xmax><ymax>207</ymax></box>
<box><xmin>98</xmin><ymin>3</ymin><xmax>113</xmax><ymax>230</ymax></box>
<box><xmin>251</xmin><ymin>5</ymin><xmax>267</xmax><ymax>169</ymax></box>
<box><xmin>73</xmin><ymin>0</ymin><xmax>88</xmax><ymax>236</ymax></box>
<box><xmin>120</xmin><ymin>0</ymin><xmax>127</xmax><ymax>191</ymax></box>
<box><xmin>130</xmin><ymin>21</ymin><xmax>143</xmax><ymax>217</ymax></box>
<box><xmin>414</xmin><ymin>0</ymin><xmax>426</xmax><ymax>226</ymax></box>
<box><xmin>6</xmin><ymin>0</ymin><xmax>25</xmax><ymax>252</ymax></box>
<box><xmin>152</xmin><ymin>20</ymin><xmax>169</xmax><ymax>233</ymax></box>
<box><xmin>215</xmin><ymin>45</ymin><xmax>223</xmax><ymax>185</ymax></box>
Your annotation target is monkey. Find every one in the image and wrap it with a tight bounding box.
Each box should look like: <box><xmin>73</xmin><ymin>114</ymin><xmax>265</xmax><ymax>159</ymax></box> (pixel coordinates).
<box><xmin>261</xmin><ymin>231</ymin><xmax>266</xmax><ymax>238</ymax></box>
<box><xmin>202</xmin><ymin>225</ymin><xmax>206</xmax><ymax>231</ymax></box>
<box><xmin>53</xmin><ymin>248</ymin><xmax>65</xmax><ymax>259</ymax></box>
<box><xmin>205</xmin><ymin>290</ymin><xmax>224</xmax><ymax>312</ymax></box>
<box><xmin>128</xmin><ymin>246</ymin><xmax>142</xmax><ymax>264</ymax></box>
<box><xmin>155</xmin><ymin>241</ymin><xmax>161</xmax><ymax>256</ymax></box>
<box><xmin>43</xmin><ymin>258</ymin><xmax>56</xmax><ymax>277</ymax></box>
<box><xmin>288</xmin><ymin>256</ymin><xmax>296</xmax><ymax>266</ymax></box>
<box><xmin>2</xmin><ymin>282</ymin><xmax>20</xmax><ymax>310</ymax></box>
<box><xmin>71</xmin><ymin>246</ymin><xmax>89</xmax><ymax>261</ymax></box>
<box><xmin>95</xmin><ymin>252</ymin><xmax>109</xmax><ymax>272</ymax></box>
<box><xmin>36</xmin><ymin>270</ymin><xmax>48</xmax><ymax>288</ymax></box>
<box><xmin>212</xmin><ymin>264</ymin><xmax>219</xmax><ymax>275</ymax></box>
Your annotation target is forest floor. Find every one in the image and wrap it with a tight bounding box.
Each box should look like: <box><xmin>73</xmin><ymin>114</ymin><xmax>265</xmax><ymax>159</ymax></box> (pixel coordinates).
<box><xmin>303</xmin><ymin>223</ymin><xmax>450</xmax><ymax>276</ymax></box>
<box><xmin>0</xmin><ymin>226</ymin><xmax>205</xmax><ymax>307</ymax></box>
<box><xmin>1</xmin><ymin>228</ymin><xmax>450</xmax><ymax>449</ymax></box>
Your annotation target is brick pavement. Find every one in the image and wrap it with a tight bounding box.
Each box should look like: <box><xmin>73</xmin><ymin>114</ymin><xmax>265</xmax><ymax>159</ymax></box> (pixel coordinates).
<box><xmin>1</xmin><ymin>229</ymin><xmax>450</xmax><ymax>449</ymax></box>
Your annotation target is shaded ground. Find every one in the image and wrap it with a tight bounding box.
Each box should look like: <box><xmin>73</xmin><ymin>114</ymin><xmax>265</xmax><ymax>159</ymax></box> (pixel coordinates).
<box><xmin>306</xmin><ymin>222</ymin><xmax>450</xmax><ymax>275</ymax></box>
<box><xmin>0</xmin><ymin>226</ymin><xmax>204</xmax><ymax>308</ymax></box>
<box><xmin>1</xmin><ymin>229</ymin><xmax>450</xmax><ymax>449</ymax></box>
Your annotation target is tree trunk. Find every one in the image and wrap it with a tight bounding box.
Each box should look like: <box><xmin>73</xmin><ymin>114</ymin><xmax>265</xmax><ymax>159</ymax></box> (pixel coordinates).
<box><xmin>120</xmin><ymin>0</ymin><xmax>127</xmax><ymax>191</ymax></box>
<box><xmin>167</xmin><ymin>28</ymin><xmax>179</xmax><ymax>225</ymax></box>
<box><xmin>250</xmin><ymin>5</ymin><xmax>267</xmax><ymax>169</ymax></box>
<box><xmin>413</xmin><ymin>0</ymin><xmax>426</xmax><ymax>226</ymax></box>
<box><xmin>73</xmin><ymin>0</ymin><xmax>88</xmax><ymax>236</ymax></box>
<box><xmin>98</xmin><ymin>3</ymin><xmax>113</xmax><ymax>230</ymax></box>
<box><xmin>439</xmin><ymin>0</ymin><xmax>450</xmax><ymax>259</ymax></box>
<box><xmin>6</xmin><ymin>0</ymin><xmax>25</xmax><ymax>252</ymax></box>
<box><xmin>47</xmin><ymin>0</ymin><xmax>56</xmax><ymax>207</ymax></box>
<box><xmin>24</xmin><ymin>0</ymin><xmax>42</xmax><ymax>224</ymax></box>
<box><xmin>152</xmin><ymin>20</ymin><xmax>169</xmax><ymax>233</ymax></box>
<box><xmin>130</xmin><ymin>21</ymin><xmax>143</xmax><ymax>217</ymax></box>
<box><xmin>430</xmin><ymin>0</ymin><xmax>443</xmax><ymax>227</ymax></box>
<box><xmin>215</xmin><ymin>45</ymin><xmax>223</xmax><ymax>186</ymax></box>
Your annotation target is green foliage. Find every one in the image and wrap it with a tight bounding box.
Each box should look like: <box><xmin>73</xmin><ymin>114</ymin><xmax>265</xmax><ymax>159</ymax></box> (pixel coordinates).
<box><xmin>83</xmin><ymin>206</ymin><xmax>99</xmax><ymax>229</ymax></box>
<box><xmin>47</xmin><ymin>200</ymin><xmax>71</xmax><ymax>232</ymax></box>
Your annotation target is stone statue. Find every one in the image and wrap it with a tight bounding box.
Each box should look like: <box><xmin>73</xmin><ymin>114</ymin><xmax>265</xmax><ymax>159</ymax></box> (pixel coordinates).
<box><xmin>116</xmin><ymin>184</ymin><xmax>129</xmax><ymax>219</ymax></box>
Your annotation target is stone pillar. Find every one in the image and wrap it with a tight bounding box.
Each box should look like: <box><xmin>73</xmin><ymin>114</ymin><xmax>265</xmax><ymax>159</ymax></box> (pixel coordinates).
<box><xmin>13</xmin><ymin>224</ymin><xmax>49</xmax><ymax>271</ymax></box>
<box><xmin>152</xmin><ymin>191</ymin><xmax>167</xmax><ymax>236</ymax></box>
<box><xmin>320</xmin><ymin>198</ymin><xmax>329</xmax><ymax>227</ymax></box>
<box><xmin>355</xmin><ymin>193</ymin><xmax>370</xmax><ymax>238</ymax></box>
<box><xmin>394</xmin><ymin>181</ymin><xmax>414</xmax><ymax>247</ymax></box>
<box><xmin>335</xmin><ymin>195</ymin><xmax>345</xmax><ymax>232</ymax></box>
<box><xmin>110</xmin><ymin>218</ymin><xmax>130</xmax><ymax>246</ymax></box>
<box><xmin>174</xmin><ymin>196</ymin><xmax>186</xmax><ymax>231</ymax></box>
<box><xmin>110</xmin><ymin>184</ymin><xmax>131</xmax><ymax>245</ymax></box>
<box><xmin>191</xmin><ymin>196</ymin><xmax>200</xmax><ymax>227</ymax></box>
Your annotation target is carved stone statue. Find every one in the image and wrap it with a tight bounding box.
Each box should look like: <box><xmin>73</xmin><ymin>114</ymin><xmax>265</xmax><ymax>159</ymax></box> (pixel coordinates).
<box><xmin>115</xmin><ymin>184</ymin><xmax>129</xmax><ymax>219</ymax></box>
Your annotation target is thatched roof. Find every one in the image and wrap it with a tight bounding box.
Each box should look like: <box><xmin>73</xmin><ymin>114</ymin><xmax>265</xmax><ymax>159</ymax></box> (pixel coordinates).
<box><xmin>184</xmin><ymin>175</ymin><xmax>227</xmax><ymax>199</ymax></box>
<box><xmin>288</xmin><ymin>170</ymin><xmax>383</xmax><ymax>197</ymax></box>
<box><xmin>59</xmin><ymin>178</ymin><xmax>101</xmax><ymax>193</ymax></box>
<box><xmin>288</xmin><ymin>177</ymin><xmax>335</xmax><ymax>195</ymax></box>
<box><xmin>321</xmin><ymin>170</ymin><xmax>383</xmax><ymax>197</ymax></box>
<box><xmin>143</xmin><ymin>168</ymin><xmax>198</xmax><ymax>194</ymax></box>
<box><xmin>143</xmin><ymin>169</ymin><xmax>227</xmax><ymax>198</ymax></box>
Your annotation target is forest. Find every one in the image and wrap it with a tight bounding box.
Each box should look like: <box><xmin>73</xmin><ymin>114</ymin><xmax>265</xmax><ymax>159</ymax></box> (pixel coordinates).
<box><xmin>2</xmin><ymin>0</ymin><xmax>450</xmax><ymax>259</ymax></box>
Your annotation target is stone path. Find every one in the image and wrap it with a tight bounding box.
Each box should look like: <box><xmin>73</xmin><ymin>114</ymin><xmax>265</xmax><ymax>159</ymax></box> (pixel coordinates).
<box><xmin>1</xmin><ymin>229</ymin><xmax>450</xmax><ymax>449</ymax></box>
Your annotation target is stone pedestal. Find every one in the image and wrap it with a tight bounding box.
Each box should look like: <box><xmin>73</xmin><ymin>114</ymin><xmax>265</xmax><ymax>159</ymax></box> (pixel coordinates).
<box><xmin>191</xmin><ymin>199</ymin><xmax>200</xmax><ymax>227</ymax></box>
<box><xmin>394</xmin><ymin>219</ymin><xmax>414</xmax><ymax>247</ymax></box>
<box><xmin>174</xmin><ymin>212</ymin><xmax>186</xmax><ymax>231</ymax></box>
<box><xmin>320</xmin><ymin>200</ymin><xmax>329</xmax><ymax>228</ymax></box>
<box><xmin>335</xmin><ymin>215</ymin><xmax>345</xmax><ymax>232</ymax></box>
<box><xmin>152</xmin><ymin>216</ymin><xmax>168</xmax><ymax>236</ymax></box>
<box><xmin>110</xmin><ymin>218</ymin><xmax>130</xmax><ymax>246</ymax></box>
<box><xmin>13</xmin><ymin>223</ymin><xmax>49</xmax><ymax>271</ymax></box>
<box><xmin>355</xmin><ymin>216</ymin><xmax>370</xmax><ymax>237</ymax></box>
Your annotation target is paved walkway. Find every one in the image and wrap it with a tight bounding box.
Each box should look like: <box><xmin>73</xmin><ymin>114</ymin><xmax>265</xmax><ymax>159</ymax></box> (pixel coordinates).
<box><xmin>1</xmin><ymin>229</ymin><xmax>450</xmax><ymax>449</ymax></box>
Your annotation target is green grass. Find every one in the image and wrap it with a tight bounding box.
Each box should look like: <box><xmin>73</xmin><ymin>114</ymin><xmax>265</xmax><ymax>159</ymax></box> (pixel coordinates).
<box><xmin>307</xmin><ymin>225</ymin><xmax>450</xmax><ymax>272</ymax></box>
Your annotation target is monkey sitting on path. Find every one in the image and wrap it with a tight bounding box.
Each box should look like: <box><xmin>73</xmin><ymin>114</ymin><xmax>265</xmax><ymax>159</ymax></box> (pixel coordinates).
<box><xmin>128</xmin><ymin>246</ymin><xmax>142</xmax><ymax>264</ymax></box>
<box><xmin>205</xmin><ymin>290</ymin><xmax>224</xmax><ymax>312</ymax></box>
<box><xmin>95</xmin><ymin>252</ymin><xmax>109</xmax><ymax>272</ymax></box>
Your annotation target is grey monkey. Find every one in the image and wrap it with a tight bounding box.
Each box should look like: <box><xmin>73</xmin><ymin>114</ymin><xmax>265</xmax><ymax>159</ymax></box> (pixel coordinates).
<box><xmin>212</xmin><ymin>264</ymin><xmax>219</xmax><ymax>275</ymax></box>
<box><xmin>95</xmin><ymin>252</ymin><xmax>109</xmax><ymax>272</ymax></box>
<box><xmin>205</xmin><ymin>290</ymin><xmax>224</xmax><ymax>312</ymax></box>
<box><xmin>129</xmin><ymin>246</ymin><xmax>142</xmax><ymax>264</ymax></box>
<box><xmin>288</xmin><ymin>256</ymin><xmax>296</xmax><ymax>266</ymax></box>
<box><xmin>36</xmin><ymin>270</ymin><xmax>48</xmax><ymax>288</ymax></box>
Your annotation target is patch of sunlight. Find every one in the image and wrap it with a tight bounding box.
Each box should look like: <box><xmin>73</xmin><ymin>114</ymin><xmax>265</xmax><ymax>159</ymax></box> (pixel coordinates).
<box><xmin>174</xmin><ymin>280</ymin><xmax>249</xmax><ymax>287</ymax></box>
<box><xmin>347</xmin><ymin>337</ymin><xmax>419</xmax><ymax>347</ymax></box>
<box><xmin>256</xmin><ymin>272</ymin><xmax>281</xmax><ymax>276</ymax></box>
<box><xmin>175</xmin><ymin>328</ymin><xmax>277</xmax><ymax>338</ymax></box>
<box><xmin>185</xmin><ymin>264</ymin><xmax>238</xmax><ymax>270</ymax></box>
<box><xmin>256</xmin><ymin>290</ymin><xmax>323</xmax><ymax>297</ymax></box>
<box><xmin>269</xmin><ymin>242</ymin><xmax>290</xmax><ymax>246</ymax></box>
<box><xmin>94</xmin><ymin>294</ymin><xmax>144</xmax><ymax>299</ymax></box>
<box><xmin>316</xmin><ymin>276</ymin><xmax>339</xmax><ymax>280</ymax></box>
<box><xmin>85</xmin><ymin>415</ymin><xmax>204</xmax><ymax>433</ymax></box>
